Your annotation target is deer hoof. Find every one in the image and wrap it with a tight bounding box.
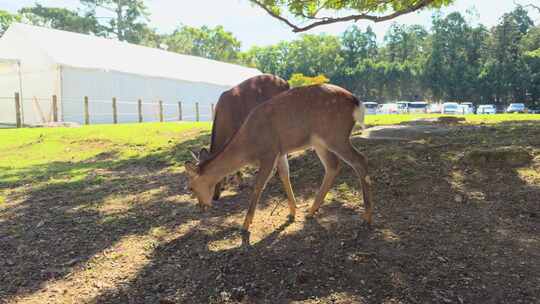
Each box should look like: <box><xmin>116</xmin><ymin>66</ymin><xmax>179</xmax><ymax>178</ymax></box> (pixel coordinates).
<box><xmin>361</xmin><ymin>214</ymin><xmax>373</xmax><ymax>228</ymax></box>
<box><xmin>240</xmin><ymin>229</ymin><xmax>251</xmax><ymax>248</ymax></box>
<box><xmin>305</xmin><ymin>210</ymin><xmax>317</xmax><ymax>220</ymax></box>
<box><xmin>286</xmin><ymin>214</ymin><xmax>295</xmax><ymax>223</ymax></box>
<box><xmin>198</xmin><ymin>204</ymin><xmax>210</xmax><ymax>212</ymax></box>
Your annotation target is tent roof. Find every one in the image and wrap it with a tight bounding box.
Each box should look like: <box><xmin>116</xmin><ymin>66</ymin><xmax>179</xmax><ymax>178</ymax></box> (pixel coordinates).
<box><xmin>0</xmin><ymin>23</ymin><xmax>260</xmax><ymax>87</ymax></box>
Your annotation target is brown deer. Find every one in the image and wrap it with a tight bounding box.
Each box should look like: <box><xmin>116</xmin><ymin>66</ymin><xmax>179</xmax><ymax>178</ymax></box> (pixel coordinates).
<box><xmin>190</xmin><ymin>74</ymin><xmax>290</xmax><ymax>200</ymax></box>
<box><xmin>185</xmin><ymin>84</ymin><xmax>373</xmax><ymax>241</ymax></box>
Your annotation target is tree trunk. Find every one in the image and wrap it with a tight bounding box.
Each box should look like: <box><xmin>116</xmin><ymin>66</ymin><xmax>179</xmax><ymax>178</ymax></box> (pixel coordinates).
<box><xmin>116</xmin><ymin>0</ymin><xmax>123</xmax><ymax>41</ymax></box>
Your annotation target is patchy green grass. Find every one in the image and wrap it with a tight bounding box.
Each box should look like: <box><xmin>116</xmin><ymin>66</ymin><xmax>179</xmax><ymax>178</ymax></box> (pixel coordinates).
<box><xmin>2</xmin><ymin>114</ymin><xmax>539</xmax><ymax>186</ymax></box>
<box><xmin>0</xmin><ymin>122</ymin><xmax>211</xmax><ymax>187</ymax></box>
<box><xmin>0</xmin><ymin>117</ymin><xmax>539</xmax><ymax>304</ymax></box>
<box><xmin>365</xmin><ymin>113</ymin><xmax>540</xmax><ymax>125</ymax></box>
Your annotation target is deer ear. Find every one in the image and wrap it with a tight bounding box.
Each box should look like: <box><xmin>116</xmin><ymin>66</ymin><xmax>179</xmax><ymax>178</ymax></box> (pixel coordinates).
<box><xmin>184</xmin><ymin>161</ymin><xmax>199</xmax><ymax>177</ymax></box>
<box><xmin>189</xmin><ymin>149</ymin><xmax>199</xmax><ymax>162</ymax></box>
<box><xmin>199</xmin><ymin>148</ymin><xmax>210</xmax><ymax>162</ymax></box>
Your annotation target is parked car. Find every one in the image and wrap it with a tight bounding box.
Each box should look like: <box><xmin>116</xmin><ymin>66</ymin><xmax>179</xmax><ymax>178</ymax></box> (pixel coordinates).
<box><xmin>396</xmin><ymin>101</ymin><xmax>410</xmax><ymax>114</ymax></box>
<box><xmin>364</xmin><ymin>102</ymin><xmax>378</xmax><ymax>115</ymax></box>
<box><xmin>457</xmin><ymin>104</ymin><xmax>470</xmax><ymax>114</ymax></box>
<box><xmin>496</xmin><ymin>105</ymin><xmax>507</xmax><ymax>113</ymax></box>
<box><xmin>378</xmin><ymin>103</ymin><xmax>399</xmax><ymax>114</ymax></box>
<box><xmin>529</xmin><ymin>107</ymin><xmax>539</xmax><ymax>114</ymax></box>
<box><xmin>442</xmin><ymin>102</ymin><xmax>460</xmax><ymax>114</ymax></box>
<box><xmin>408</xmin><ymin>101</ymin><xmax>428</xmax><ymax>113</ymax></box>
<box><xmin>428</xmin><ymin>103</ymin><xmax>443</xmax><ymax>114</ymax></box>
<box><xmin>506</xmin><ymin>103</ymin><xmax>526</xmax><ymax>113</ymax></box>
<box><xmin>460</xmin><ymin>102</ymin><xmax>475</xmax><ymax>114</ymax></box>
<box><xmin>477</xmin><ymin>104</ymin><xmax>497</xmax><ymax>114</ymax></box>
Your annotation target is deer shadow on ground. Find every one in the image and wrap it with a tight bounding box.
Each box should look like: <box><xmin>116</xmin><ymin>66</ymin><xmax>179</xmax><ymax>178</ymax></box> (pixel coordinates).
<box><xmin>2</xmin><ymin>123</ymin><xmax>539</xmax><ymax>303</ymax></box>
<box><xmin>90</xmin><ymin>123</ymin><xmax>539</xmax><ymax>303</ymax></box>
<box><xmin>0</xmin><ymin>131</ymin><xmax>253</xmax><ymax>301</ymax></box>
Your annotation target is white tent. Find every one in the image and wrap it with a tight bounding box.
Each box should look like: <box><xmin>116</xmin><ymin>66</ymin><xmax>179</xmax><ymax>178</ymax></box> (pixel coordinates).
<box><xmin>0</xmin><ymin>23</ymin><xmax>261</xmax><ymax>125</ymax></box>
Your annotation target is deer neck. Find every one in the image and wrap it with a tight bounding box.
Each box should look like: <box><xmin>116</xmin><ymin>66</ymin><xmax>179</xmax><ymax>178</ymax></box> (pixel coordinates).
<box><xmin>200</xmin><ymin>134</ymin><xmax>247</xmax><ymax>183</ymax></box>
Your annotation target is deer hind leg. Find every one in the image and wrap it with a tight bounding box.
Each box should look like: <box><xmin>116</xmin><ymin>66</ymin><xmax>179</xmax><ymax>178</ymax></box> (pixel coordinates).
<box><xmin>276</xmin><ymin>154</ymin><xmax>297</xmax><ymax>221</ymax></box>
<box><xmin>212</xmin><ymin>181</ymin><xmax>223</xmax><ymax>200</ymax></box>
<box><xmin>328</xmin><ymin>142</ymin><xmax>373</xmax><ymax>225</ymax></box>
<box><xmin>307</xmin><ymin>145</ymin><xmax>341</xmax><ymax>217</ymax></box>
<box><xmin>242</xmin><ymin>156</ymin><xmax>279</xmax><ymax>233</ymax></box>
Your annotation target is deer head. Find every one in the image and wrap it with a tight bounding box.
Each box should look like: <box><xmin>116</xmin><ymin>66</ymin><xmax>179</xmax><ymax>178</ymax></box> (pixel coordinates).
<box><xmin>189</xmin><ymin>148</ymin><xmax>210</xmax><ymax>163</ymax></box>
<box><xmin>185</xmin><ymin>160</ymin><xmax>215</xmax><ymax>211</ymax></box>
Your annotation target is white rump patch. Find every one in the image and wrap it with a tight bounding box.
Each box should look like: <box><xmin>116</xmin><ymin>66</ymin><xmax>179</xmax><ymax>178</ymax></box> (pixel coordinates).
<box><xmin>353</xmin><ymin>104</ymin><xmax>366</xmax><ymax>129</ymax></box>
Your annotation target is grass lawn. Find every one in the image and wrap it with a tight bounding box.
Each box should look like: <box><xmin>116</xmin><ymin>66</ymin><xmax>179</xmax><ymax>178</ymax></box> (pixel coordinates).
<box><xmin>0</xmin><ymin>122</ymin><xmax>212</xmax><ymax>186</ymax></box>
<box><xmin>365</xmin><ymin>113</ymin><xmax>540</xmax><ymax>125</ymax></box>
<box><xmin>0</xmin><ymin>114</ymin><xmax>539</xmax><ymax>303</ymax></box>
<box><xmin>1</xmin><ymin>113</ymin><xmax>539</xmax><ymax>185</ymax></box>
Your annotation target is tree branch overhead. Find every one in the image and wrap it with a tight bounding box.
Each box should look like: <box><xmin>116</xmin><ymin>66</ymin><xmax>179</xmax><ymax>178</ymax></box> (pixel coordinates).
<box><xmin>250</xmin><ymin>0</ymin><xmax>447</xmax><ymax>32</ymax></box>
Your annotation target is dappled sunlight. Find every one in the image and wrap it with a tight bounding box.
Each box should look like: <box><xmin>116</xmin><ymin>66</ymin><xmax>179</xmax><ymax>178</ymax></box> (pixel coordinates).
<box><xmin>377</xmin><ymin>228</ymin><xmax>400</xmax><ymax>242</ymax></box>
<box><xmin>291</xmin><ymin>292</ymin><xmax>367</xmax><ymax>303</ymax></box>
<box><xmin>11</xmin><ymin>235</ymin><xmax>153</xmax><ymax>304</ymax></box>
<box><xmin>11</xmin><ymin>220</ymin><xmax>199</xmax><ymax>304</ymax></box>
<box><xmin>516</xmin><ymin>167</ymin><xmax>540</xmax><ymax>185</ymax></box>
<box><xmin>207</xmin><ymin>234</ymin><xmax>243</xmax><ymax>252</ymax></box>
<box><xmin>2</xmin><ymin>121</ymin><xmax>539</xmax><ymax>303</ymax></box>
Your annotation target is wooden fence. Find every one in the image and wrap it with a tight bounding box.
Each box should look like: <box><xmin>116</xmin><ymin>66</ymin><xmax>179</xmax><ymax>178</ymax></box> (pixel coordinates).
<box><xmin>9</xmin><ymin>94</ymin><xmax>215</xmax><ymax>128</ymax></box>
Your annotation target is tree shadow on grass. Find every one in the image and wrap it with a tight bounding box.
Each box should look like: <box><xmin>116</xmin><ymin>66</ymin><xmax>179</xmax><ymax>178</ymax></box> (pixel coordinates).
<box><xmin>85</xmin><ymin>123</ymin><xmax>539</xmax><ymax>304</ymax></box>
<box><xmin>0</xmin><ymin>132</ymin><xmax>238</xmax><ymax>301</ymax></box>
<box><xmin>2</xmin><ymin>123</ymin><xmax>539</xmax><ymax>303</ymax></box>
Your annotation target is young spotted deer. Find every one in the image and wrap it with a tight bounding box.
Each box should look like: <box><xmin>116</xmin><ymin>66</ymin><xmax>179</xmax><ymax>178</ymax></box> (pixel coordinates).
<box><xmin>185</xmin><ymin>84</ymin><xmax>373</xmax><ymax>238</ymax></box>
<box><xmin>191</xmin><ymin>74</ymin><xmax>290</xmax><ymax>201</ymax></box>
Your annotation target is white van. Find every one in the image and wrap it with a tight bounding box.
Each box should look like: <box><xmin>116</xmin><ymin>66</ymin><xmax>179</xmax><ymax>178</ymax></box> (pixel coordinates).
<box><xmin>460</xmin><ymin>102</ymin><xmax>475</xmax><ymax>114</ymax></box>
<box><xmin>408</xmin><ymin>102</ymin><xmax>428</xmax><ymax>114</ymax></box>
<box><xmin>378</xmin><ymin>103</ymin><xmax>399</xmax><ymax>114</ymax></box>
<box><xmin>442</xmin><ymin>102</ymin><xmax>460</xmax><ymax>114</ymax></box>
<box><xmin>364</xmin><ymin>102</ymin><xmax>378</xmax><ymax>115</ymax></box>
<box><xmin>396</xmin><ymin>101</ymin><xmax>410</xmax><ymax>114</ymax></box>
<box><xmin>477</xmin><ymin>104</ymin><xmax>496</xmax><ymax>114</ymax></box>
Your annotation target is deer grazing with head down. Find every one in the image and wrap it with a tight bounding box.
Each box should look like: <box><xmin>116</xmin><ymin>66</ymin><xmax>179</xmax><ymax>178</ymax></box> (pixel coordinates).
<box><xmin>190</xmin><ymin>74</ymin><xmax>290</xmax><ymax>200</ymax></box>
<box><xmin>185</xmin><ymin>84</ymin><xmax>373</xmax><ymax>242</ymax></box>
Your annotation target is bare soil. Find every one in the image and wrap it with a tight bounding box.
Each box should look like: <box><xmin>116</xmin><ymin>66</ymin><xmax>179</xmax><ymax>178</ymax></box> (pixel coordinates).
<box><xmin>1</xmin><ymin>122</ymin><xmax>539</xmax><ymax>304</ymax></box>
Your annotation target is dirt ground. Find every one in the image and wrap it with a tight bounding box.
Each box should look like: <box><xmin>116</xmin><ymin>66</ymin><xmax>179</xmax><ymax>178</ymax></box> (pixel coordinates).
<box><xmin>1</xmin><ymin>121</ymin><xmax>539</xmax><ymax>304</ymax></box>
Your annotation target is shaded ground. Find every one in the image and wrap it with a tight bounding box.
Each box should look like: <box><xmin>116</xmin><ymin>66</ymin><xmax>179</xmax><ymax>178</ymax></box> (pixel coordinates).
<box><xmin>1</xmin><ymin>121</ymin><xmax>539</xmax><ymax>304</ymax></box>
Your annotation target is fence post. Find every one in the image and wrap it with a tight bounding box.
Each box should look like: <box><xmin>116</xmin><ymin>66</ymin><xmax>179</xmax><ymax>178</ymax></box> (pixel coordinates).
<box><xmin>159</xmin><ymin>100</ymin><xmax>164</xmax><ymax>122</ymax></box>
<box><xmin>84</xmin><ymin>96</ymin><xmax>89</xmax><ymax>125</ymax></box>
<box><xmin>195</xmin><ymin>102</ymin><xmax>200</xmax><ymax>122</ymax></box>
<box><xmin>178</xmin><ymin>101</ymin><xmax>183</xmax><ymax>121</ymax></box>
<box><xmin>52</xmin><ymin>95</ymin><xmax>58</xmax><ymax>122</ymax></box>
<box><xmin>211</xmin><ymin>103</ymin><xmax>215</xmax><ymax>121</ymax></box>
<box><xmin>14</xmin><ymin>92</ymin><xmax>22</xmax><ymax>128</ymax></box>
<box><xmin>138</xmin><ymin>99</ymin><xmax>143</xmax><ymax>123</ymax></box>
<box><xmin>112</xmin><ymin>97</ymin><xmax>117</xmax><ymax>124</ymax></box>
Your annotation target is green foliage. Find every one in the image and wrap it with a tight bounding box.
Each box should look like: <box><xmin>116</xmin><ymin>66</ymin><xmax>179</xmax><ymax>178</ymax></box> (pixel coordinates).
<box><xmin>243</xmin><ymin>6</ymin><xmax>539</xmax><ymax>105</ymax></box>
<box><xmin>288</xmin><ymin>73</ymin><xmax>329</xmax><ymax>87</ymax></box>
<box><xmin>241</xmin><ymin>34</ymin><xmax>343</xmax><ymax>80</ymax></box>
<box><xmin>251</xmin><ymin>0</ymin><xmax>453</xmax><ymax>32</ymax></box>
<box><xmin>80</xmin><ymin>0</ymin><xmax>149</xmax><ymax>43</ymax></box>
<box><xmin>3</xmin><ymin>2</ymin><xmax>539</xmax><ymax>106</ymax></box>
<box><xmin>0</xmin><ymin>122</ymin><xmax>211</xmax><ymax>186</ymax></box>
<box><xmin>423</xmin><ymin>12</ymin><xmax>488</xmax><ymax>101</ymax></box>
<box><xmin>163</xmin><ymin>25</ymin><xmax>242</xmax><ymax>63</ymax></box>
<box><xmin>19</xmin><ymin>4</ymin><xmax>101</xmax><ymax>35</ymax></box>
<box><xmin>383</xmin><ymin>23</ymin><xmax>428</xmax><ymax>63</ymax></box>
<box><xmin>341</xmin><ymin>25</ymin><xmax>378</xmax><ymax>67</ymax></box>
<box><xmin>0</xmin><ymin>9</ymin><xmax>20</xmax><ymax>36</ymax></box>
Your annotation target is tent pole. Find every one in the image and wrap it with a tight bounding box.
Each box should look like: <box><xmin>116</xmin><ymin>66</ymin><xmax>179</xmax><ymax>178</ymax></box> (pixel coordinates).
<box><xmin>17</xmin><ymin>60</ymin><xmax>24</xmax><ymax>124</ymax></box>
<box><xmin>59</xmin><ymin>65</ymin><xmax>64</xmax><ymax>122</ymax></box>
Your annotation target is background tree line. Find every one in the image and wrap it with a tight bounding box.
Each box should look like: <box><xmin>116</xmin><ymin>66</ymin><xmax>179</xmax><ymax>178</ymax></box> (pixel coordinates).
<box><xmin>242</xmin><ymin>7</ymin><xmax>540</xmax><ymax>106</ymax></box>
<box><xmin>0</xmin><ymin>1</ymin><xmax>539</xmax><ymax>106</ymax></box>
